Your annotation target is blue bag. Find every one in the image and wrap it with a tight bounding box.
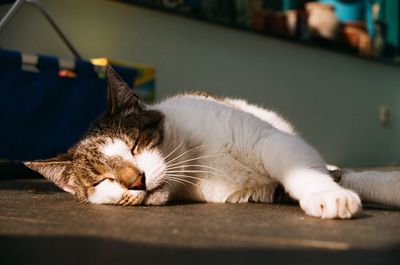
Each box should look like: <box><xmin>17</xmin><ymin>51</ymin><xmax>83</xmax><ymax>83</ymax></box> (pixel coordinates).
<box><xmin>0</xmin><ymin>49</ymin><xmax>137</xmax><ymax>161</ymax></box>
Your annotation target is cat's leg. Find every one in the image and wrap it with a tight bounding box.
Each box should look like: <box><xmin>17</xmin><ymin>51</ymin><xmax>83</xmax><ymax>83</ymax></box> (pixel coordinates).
<box><xmin>88</xmin><ymin>179</ymin><xmax>146</xmax><ymax>206</ymax></box>
<box><xmin>90</xmin><ymin>181</ymin><xmax>171</xmax><ymax>206</ymax></box>
<box><xmin>113</xmin><ymin>188</ymin><xmax>170</xmax><ymax>206</ymax></box>
<box><xmin>87</xmin><ymin>179</ymin><xmax>169</xmax><ymax>206</ymax></box>
<box><xmin>257</xmin><ymin>132</ymin><xmax>361</xmax><ymax>219</ymax></box>
<box><xmin>143</xmin><ymin>188</ymin><xmax>171</xmax><ymax>205</ymax></box>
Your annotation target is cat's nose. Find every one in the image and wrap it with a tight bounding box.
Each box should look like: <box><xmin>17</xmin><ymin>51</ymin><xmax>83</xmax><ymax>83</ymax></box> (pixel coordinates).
<box><xmin>130</xmin><ymin>172</ymin><xmax>146</xmax><ymax>190</ymax></box>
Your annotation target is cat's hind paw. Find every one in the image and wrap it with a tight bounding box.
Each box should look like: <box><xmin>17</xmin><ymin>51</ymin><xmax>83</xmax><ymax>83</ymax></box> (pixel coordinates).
<box><xmin>300</xmin><ymin>188</ymin><xmax>361</xmax><ymax>219</ymax></box>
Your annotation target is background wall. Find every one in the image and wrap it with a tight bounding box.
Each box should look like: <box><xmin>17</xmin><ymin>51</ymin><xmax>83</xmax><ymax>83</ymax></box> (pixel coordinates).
<box><xmin>1</xmin><ymin>0</ymin><xmax>399</xmax><ymax>167</ymax></box>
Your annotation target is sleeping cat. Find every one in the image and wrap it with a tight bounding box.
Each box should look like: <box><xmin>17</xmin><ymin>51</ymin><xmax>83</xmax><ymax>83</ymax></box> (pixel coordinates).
<box><xmin>25</xmin><ymin>66</ymin><xmax>400</xmax><ymax>219</ymax></box>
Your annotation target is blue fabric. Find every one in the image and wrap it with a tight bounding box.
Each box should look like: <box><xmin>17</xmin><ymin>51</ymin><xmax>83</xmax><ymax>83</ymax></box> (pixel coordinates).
<box><xmin>0</xmin><ymin>0</ymin><xmax>15</xmax><ymax>4</ymax></box>
<box><xmin>0</xmin><ymin>49</ymin><xmax>137</xmax><ymax>161</ymax></box>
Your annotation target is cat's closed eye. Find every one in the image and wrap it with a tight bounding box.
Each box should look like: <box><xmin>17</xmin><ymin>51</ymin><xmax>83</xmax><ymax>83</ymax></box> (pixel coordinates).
<box><xmin>92</xmin><ymin>177</ymin><xmax>114</xmax><ymax>187</ymax></box>
<box><xmin>131</xmin><ymin>139</ymin><xmax>140</xmax><ymax>155</ymax></box>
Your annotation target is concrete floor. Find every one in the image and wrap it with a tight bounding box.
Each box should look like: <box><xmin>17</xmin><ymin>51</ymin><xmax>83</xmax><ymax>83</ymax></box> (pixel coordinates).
<box><xmin>1</xmin><ymin>178</ymin><xmax>400</xmax><ymax>265</ymax></box>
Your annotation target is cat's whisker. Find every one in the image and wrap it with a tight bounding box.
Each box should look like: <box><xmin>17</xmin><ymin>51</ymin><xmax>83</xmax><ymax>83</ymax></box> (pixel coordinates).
<box><xmin>146</xmin><ymin>145</ymin><xmax>185</xmax><ymax>177</ymax></box>
<box><xmin>146</xmin><ymin>142</ymin><xmax>185</xmax><ymax>177</ymax></box>
<box><xmin>165</xmin><ymin>177</ymin><xmax>200</xmax><ymax>189</ymax></box>
<box><xmin>165</xmin><ymin>173</ymin><xmax>204</xmax><ymax>181</ymax></box>
<box><xmin>133</xmin><ymin>141</ymin><xmax>184</xmax><ymax>179</ymax></box>
<box><xmin>163</xmin><ymin>142</ymin><xmax>184</xmax><ymax>161</ymax></box>
<box><xmin>166</xmin><ymin>169</ymin><xmax>219</xmax><ymax>176</ymax></box>
<box><xmin>147</xmin><ymin>143</ymin><xmax>185</xmax><ymax>177</ymax></box>
<box><xmin>166</xmin><ymin>179</ymin><xmax>202</xmax><ymax>189</ymax></box>
<box><xmin>162</xmin><ymin>179</ymin><xmax>173</xmax><ymax>188</ymax></box>
<box><xmin>166</xmin><ymin>154</ymin><xmax>225</xmax><ymax>168</ymax></box>
<box><xmin>166</xmin><ymin>164</ymin><xmax>227</xmax><ymax>175</ymax></box>
<box><xmin>147</xmin><ymin>152</ymin><xmax>224</xmax><ymax>181</ymax></box>
<box><xmin>165</xmin><ymin>144</ymin><xmax>203</xmax><ymax>166</ymax></box>
<box><xmin>164</xmin><ymin>177</ymin><xmax>188</xmax><ymax>187</ymax></box>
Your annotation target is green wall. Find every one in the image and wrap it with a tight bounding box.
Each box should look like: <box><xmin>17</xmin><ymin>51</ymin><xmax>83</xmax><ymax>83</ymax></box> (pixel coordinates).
<box><xmin>1</xmin><ymin>0</ymin><xmax>399</xmax><ymax>167</ymax></box>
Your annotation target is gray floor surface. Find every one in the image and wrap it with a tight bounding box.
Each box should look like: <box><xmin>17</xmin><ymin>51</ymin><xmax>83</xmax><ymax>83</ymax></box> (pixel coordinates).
<box><xmin>0</xmin><ymin>179</ymin><xmax>399</xmax><ymax>265</ymax></box>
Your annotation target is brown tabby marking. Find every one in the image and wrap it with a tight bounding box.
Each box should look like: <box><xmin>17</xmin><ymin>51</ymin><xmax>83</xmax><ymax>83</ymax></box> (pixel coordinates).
<box><xmin>25</xmin><ymin>66</ymin><xmax>164</xmax><ymax>203</ymax></box>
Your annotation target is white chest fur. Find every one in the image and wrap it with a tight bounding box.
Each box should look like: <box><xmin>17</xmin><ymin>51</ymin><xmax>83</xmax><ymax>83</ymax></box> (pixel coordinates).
<box><xmin>154</xmin><ymin>96</ymin><xmax>280</xmax><ymax>203</ymax></box>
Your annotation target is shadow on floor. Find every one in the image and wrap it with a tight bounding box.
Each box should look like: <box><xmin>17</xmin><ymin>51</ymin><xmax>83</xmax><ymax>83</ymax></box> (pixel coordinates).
<box><xmin>1</xmin><ymin>234</ymin><xmax>399</xmax><ymax>265</ymax></box>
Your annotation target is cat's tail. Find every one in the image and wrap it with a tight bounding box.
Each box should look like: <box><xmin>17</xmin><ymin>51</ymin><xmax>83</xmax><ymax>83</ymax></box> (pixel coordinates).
<box><xmin>329</xmin><ymin>166</ymin><xmax>400</xmax><ymax>208</ymax></box>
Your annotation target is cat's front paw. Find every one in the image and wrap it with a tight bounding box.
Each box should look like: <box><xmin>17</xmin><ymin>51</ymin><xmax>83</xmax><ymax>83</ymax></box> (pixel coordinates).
<box><xmin>117</xmin><ymin>190</ymin><xmax>146</xmax><ymax>206</ymax></box>
<box><xmin>300</xmin><ymin>188</ymin><xmax>361</xmax><ymax>219</ymax></box>
<box><xmin>143</xmin><ymin>189</ymin><xmax>170</xmax><ymax>206</ymax></box>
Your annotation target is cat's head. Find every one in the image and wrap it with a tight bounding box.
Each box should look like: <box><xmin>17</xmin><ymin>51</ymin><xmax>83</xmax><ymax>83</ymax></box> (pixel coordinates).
<box><xmin>24</xmin><ymin>66</ymin><xmax>166</xmax><ymax>204</ymax></box>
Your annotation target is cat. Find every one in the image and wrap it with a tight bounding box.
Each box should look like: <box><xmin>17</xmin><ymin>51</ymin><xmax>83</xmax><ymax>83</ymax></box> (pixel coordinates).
<box><xmin>25</xmin><ymin>66</ymin><xmax>400</xmax><ymax>219</ymax></box>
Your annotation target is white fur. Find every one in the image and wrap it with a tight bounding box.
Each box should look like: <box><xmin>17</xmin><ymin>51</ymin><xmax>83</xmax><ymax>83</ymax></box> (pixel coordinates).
<box><xmin>100</xmin><ymin>138</ymin><xmax>133</xmax><ymax>162</ymax></box>
<box><xmin>151</xmin><ymin>96</ymin><xmax>361</xmax><ymax>219</ymax></box>
<box><xmin>100</xmin><ymin>138</ymin><xmax>167</xmax><ymax>191</ymax></box>
<box><xmin>88</xmin><ymin>179</ymin><xmax>126</xmax><ymax>204</ymax></box>
<box><xmin>225</xmin><ymin>99</ymin><xmax>296</xmax><ymax>135</ymax></box>
<box><xmin>133</xmin><ymin>150</ymin><xmax>166</xmax><ymax>190</ymax></box>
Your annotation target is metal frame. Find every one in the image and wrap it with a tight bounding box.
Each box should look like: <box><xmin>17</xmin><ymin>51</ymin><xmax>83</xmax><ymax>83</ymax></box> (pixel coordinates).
<box><xmin>0</xmin><ymin>0</ymin><xmax>82</xmax><ymax>59</ymax></box>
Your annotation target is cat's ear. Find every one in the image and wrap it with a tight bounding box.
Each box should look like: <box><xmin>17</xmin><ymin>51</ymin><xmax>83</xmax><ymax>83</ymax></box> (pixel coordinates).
<box><xmin>106</xmin><ymin>65</ymin><xmax>145</xmax><ymax>115</ymax></box>
<box><xmin>24</xmin><ymin>154</ymin><xmax>75</xmax><ymax>194</ymax></box>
